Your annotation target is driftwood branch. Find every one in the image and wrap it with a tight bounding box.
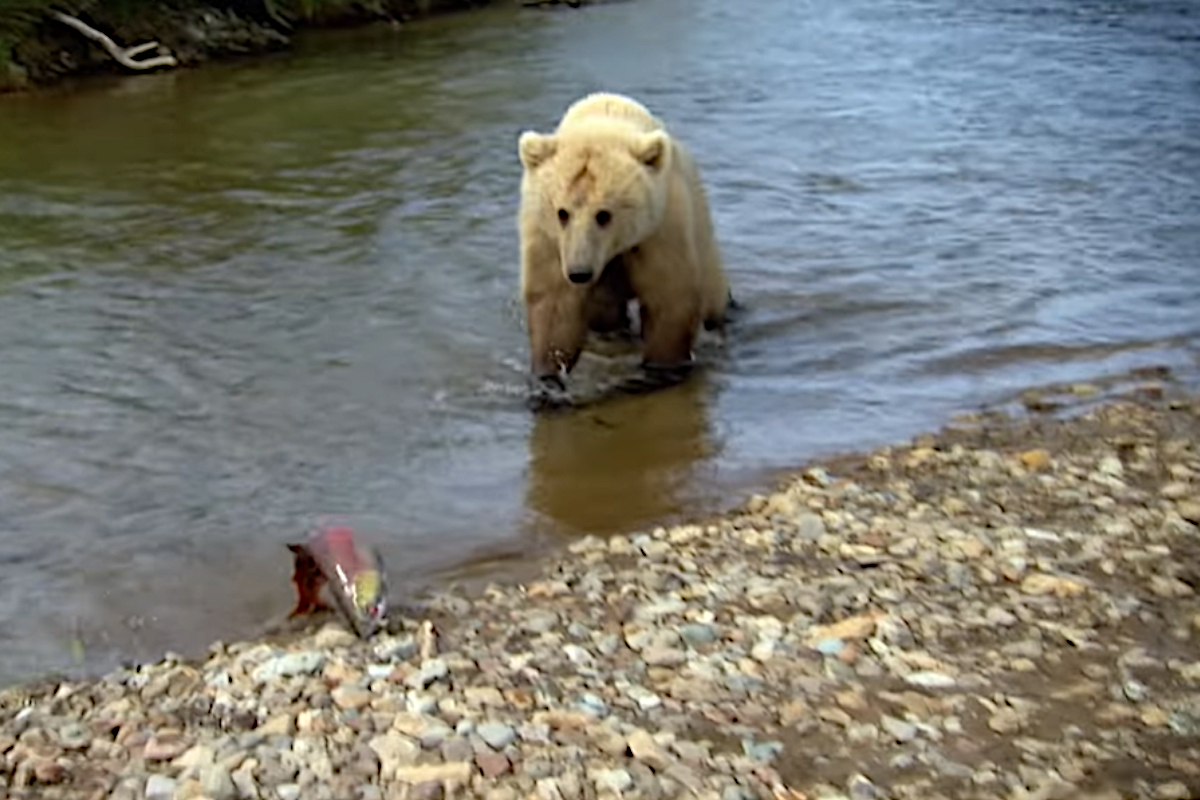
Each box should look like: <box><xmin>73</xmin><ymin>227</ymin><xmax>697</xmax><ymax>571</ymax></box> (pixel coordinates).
<box><xmin>50</xmin><ymin>11</ymin><xmax>179</xmax><ymax>71</ymax></box>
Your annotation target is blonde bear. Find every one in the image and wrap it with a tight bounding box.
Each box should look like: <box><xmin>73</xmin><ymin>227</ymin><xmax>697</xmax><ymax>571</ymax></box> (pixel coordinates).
<box><xmin>517</xmin><ymin>92</ymin><xmax>731</xmax><ymax>386</ymax></box>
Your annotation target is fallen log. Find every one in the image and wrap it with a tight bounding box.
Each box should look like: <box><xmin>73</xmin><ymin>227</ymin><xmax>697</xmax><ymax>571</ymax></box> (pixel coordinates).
<box><xmin>50</xmin><ymin>11</ymin><xmax>179</xmax><ymax>71</ymax></box>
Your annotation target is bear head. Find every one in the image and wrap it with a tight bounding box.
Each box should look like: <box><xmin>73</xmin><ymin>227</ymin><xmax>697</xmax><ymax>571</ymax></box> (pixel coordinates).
<box><xmin>519</xmin><ymin>123</ymin><xmax>671</xmax><ymax>287</ymax></box>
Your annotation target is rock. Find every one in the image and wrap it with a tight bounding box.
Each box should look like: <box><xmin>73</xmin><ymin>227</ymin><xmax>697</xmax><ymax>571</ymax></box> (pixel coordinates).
<box><xmin>1156</xmin><ymin>781</ymin><xmax>1191</xmax><ymax>800</ymax></box>
<box><xmin>816</xmin><ymin>638</ymin><xmax>845</xmax><ymax>657</ymax></box>
<box><xmin>369</xmin><ymin>732</ymin><xmax>420</xmax><ymax>780</ymax></box>
<box><xmin>880</xmin><ymin>715</ymin><xmax>918</xmax><ymax>743</ymax></box>
<box><xmin>1123</xmin><ymin>680</ymin><xmax>1150</xmax><ymax>702</ymax></box>
<box><xmin>1141</xmin><ymin>706</ymin><xmax>1171</xmax><ymax>727</ymax></box>
<box><xmin>576</xmin><ymin>693</ymin><xmax>609</xmax><ymax>717</ymax></box>
<box><xmin>332</xmin><ymin>685</ymin><xmax>373</xmax><ymax>710</ymax></box>
<box><xmin>259</xmin><ymin>714</ymin><xmax>294</xmax><ymax>737</ymax></box>
<box><xmin>642</xmin><ymin>645</ymin><xmax>689</xmax><ymax>667</ymax></box>
<box><xmin>807</xmin><ymin>612</ymin><xmax>881</xmax><ymax>644</ymax></box>
<box><xmin>678</xmin><ymin>624</ymin><xmax>718</xmax><ymax>646</ymax></box>
<box><xmin>144</xmin><ymin>731</ymin><xmax>191</xmax><ymax>760</ymax></box>
<box><xmin>1162</xmin><ymin>481</ymin><xmax>1192</xmax><ymax>499</ymax></box>
<box><xmin>31</xmin><ymin>758</ymin><xmax>66</xmax><ymax>784</ymax></box>
<box><xmin>797</xmin><ymin>513</ymin><xmax>826</xmax><ymax>540</ymax></box>
<box><xmin>173</xmin><ymin>744</ymin><xmax>216</xmax><ymax>773</ymax></box>
<box><xmin>440</xmin><ymin>736</ymin><xmax>474</xmax><ymax>763</ymax></box>
<box><xmin>1150</xmin><ymin>575</ymin><xmax>1195</xmax><ymax>597</ymax></box>
<box><xmin>406</xmin><ymin>659</ymin><xmax>449</xmax><ymax>689</ymax></box>
<box><xmin>145</xmin><ymin>774</ymin><xmax>178</xmax><ymax>800</ymax></box>
<box><xmin>477</xmin><ymin>722</ymin><xmax>516</xmax><ymax>750</ymax></box>
<box><xmin>201</xmin><ymin>763</ymin><xmax>238</xmax><ymax>800</ymax></box>
<box><xmin>523</xmin><ymin>611</ymin><xmax>559</xmax><ymax>634</ymax></box>
<box><xmin>412</xmin><ymin>782</ymin><xmax>444</xmax><ymax>800</ymax></box>
<box><xmin>313</xmin><ymin>624</ymin><xmax>358</xmax><ymax>649</ymax></box>
<box><xmin>779</xmin><ymin>699</ymin><xmax>810</xmax><ymax>727</ymax></box>
<box><xmin>276</xmin><ymin>784</ymin><xmax>302</xmax><ymax>800</ymax></box>
<box><xmin>392</xmin><ymin>713</ymin><xmax>453</xmax><ymax>748</ymax></box>
<box><xmin>1098</xmin><ymin>454</ymin><xmax>1124</xmax><ymax>477</ymax></box>
<box><xmin>475</xmin><ymin>750</ymin><xmax>512</xmax><ymax>778</ymax></box>
<box><xmin>985</xmin><ymin>606</ymin><xmax>1018</xmax><ymax>627</ymax></box>
<box><xmin>231</xmin><ymin>766</ymin><xmax>259</xmax><ymax>800</ymax></box>
<box><xmin>593</xmin><ymin>768</ymin><xmax>634</xmax><ymax>794</ymax></box>
<box><xmin>848</xmin><ymin>773</ymin><xmax>879</xmax><ymax>800</ymax></box>
<box><xmin>988</xmin><ymin>708</ymin><xmax>1023</xmax><ymax>734</ymax></box>
<box><xmin>252</xmin><ymin>651</ymin><xmax>325</xmax><ymax>683</ymax></box>
<box><xmin>742</xmin><ymin>738</ymin><xmax>785</xmax><ymax>763</ymax></box>
<box><xmin>373</xmin><ymin>635</ymin><xmax>418</xmax><ymax>662</ymax></box>
<box><xmin>628</xmin><ymin>729</ymin><xmax>672</xmax><ymax>771</ymax></box>
<box><xmin>536</xmin><ymin>778</ymin><xmax>565</xmax><ymax>800</ymax></box>
<box><xmin>464</xmin><ymin>686</ymin><xmax>506</xmax><ymax>707</ymax></box>
<box><xmin>1020</xmin><ymin>449</ymin><xmax>1052</xmax><ymax>470</ymax></box>
<box><xmin>392</xmin><ymin>762</ymin><xmax>472</xmax><ymax>785</ymax></box>
<box><xmin>903</xmin><ymin>671</ymin><xmax>956</xmax><ymax>689</ymax></box>
<box><xmin>1178</xmin><ymin>500</ymin><xmax>1200</xmax><ymax>524</ymax></box>
<box><xmin>56</xmin><ymin>722</ymin><xmax>90</xmax><ymax>750</ymax></box>
<box><xmin>626</xmin><ymin>685</ymin><xmax>663</xmax><ymax>710</ymax></box>
<box><xmin>1021</xmin><ymin>573</ymin><xmax>1087</xmax><ymax>597</ymax></box>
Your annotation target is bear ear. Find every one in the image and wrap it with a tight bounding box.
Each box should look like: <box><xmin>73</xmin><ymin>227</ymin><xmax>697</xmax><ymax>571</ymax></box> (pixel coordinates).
<box><xmin>633</xmin><ymin>131</ymin><xmax>669</xmax><ymax>172</ymax></box>
<box><xmin>519</xmin><ymin>132</ymin><xmax>557</xmax><ymax>170</ymax></box>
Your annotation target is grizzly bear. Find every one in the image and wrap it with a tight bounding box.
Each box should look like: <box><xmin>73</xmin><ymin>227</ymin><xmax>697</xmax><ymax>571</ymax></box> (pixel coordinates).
<box><xmin>517</xmin><ymin>92</ymin><xmax>731</xmax><ymax>388</ymax></box>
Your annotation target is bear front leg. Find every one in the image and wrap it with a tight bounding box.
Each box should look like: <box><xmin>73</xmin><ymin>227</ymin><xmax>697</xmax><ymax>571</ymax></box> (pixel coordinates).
<box><xmin>638</xmin><ymin>299</ymin><xmax>699</xmax><ymax>372</ymax></box>
<box><xmin>526</xmin><ymin>288</ymin><xmax>587</xmax><ymax>385</ymax></box>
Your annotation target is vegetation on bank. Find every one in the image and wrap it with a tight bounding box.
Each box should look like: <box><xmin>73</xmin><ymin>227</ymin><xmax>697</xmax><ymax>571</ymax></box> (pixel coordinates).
<box><xmin>1</xmin><ymin>0</ymin><xmax>497</xmax><ymax>90</ymax></box>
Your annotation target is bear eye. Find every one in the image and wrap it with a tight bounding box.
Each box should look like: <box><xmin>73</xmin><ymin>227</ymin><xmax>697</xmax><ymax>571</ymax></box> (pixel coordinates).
<box><xmin>595</xmin><ymin>210</ymin><xmax>612</xmax><ymax>227</ymax></box>
<box><xmin>557</xmin><ymin>209</ymin><xmax>570</xmax><ymax>225</ymax></box>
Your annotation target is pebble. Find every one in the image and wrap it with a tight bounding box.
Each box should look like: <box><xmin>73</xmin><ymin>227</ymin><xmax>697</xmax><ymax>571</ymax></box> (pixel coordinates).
<box><xmin>406</xmin><ymin>658</ymin><xmax>449</xmax><ymax>689</ymax></box>
<box><xmin>332</xmin><ymin>684</ymin><xmax>373</xmax><ymax>710</ymax></box>
<box><xmin>200</xmin><ymin>763</ymin><xmax>237</xmax><ymax>800</ymax></box>
<box><xmin>679</xmin><ymin>624</ymin><xmax>717</xmax><ymax>646</ymax></box>
<box><xmin>251</xmin><ymin>651</ymin><xmax>325</xmax><ymax>683</ymax></box>
<box><xmin>592</xmin><ymin>768</ymin><xmax>634</xmax><ymax>794</ymax></box>
<box><xmin>143</xmin><ymin>731</ymin><xmax>190</xmax><ymax>761</ymax></box>
<box><xmin>628</xmin><ymin>729</ymin><xmax>672</xmax><ymax>771</ymax></box>
<box><xmin>476</xmin><ymin>750</ymin><xmax>512</xmax><ymax>778</ymax></box>
<box><xmin>880</xmin><ymin>715</ymin><xmax>918</xmax><ymax>743</ymax></box>
<box><xmin>144</xmin><ymin>775</ymin><xmax>177</xmax><ymax>800</ymax></box>
<box><xmin>903</xmin><ymin>671</ymin><xmax>956</xmax><ymax>689</ymax></box>
<box><xmin>1157</xmin><ymin>780</ymin><xmax>1191</xmax><ymax>800</ymax></box>
<box><xmin>797</xmin><ymin>513</ymin><xmax>826</xmax><ymax>540</ymax></box>
<box><xmin>988</xmin><ymin>708</ymin><xmax>1024</xmax><ymax>734</ymax></box>
<box><xmin>477</xmin><ymin>721</ymin><xmax>517</xmax><ymax>750</ymax></box>
<box><xmin>626</xmin><ymin>685</ymin><xmax>663</xmax><ymax>710</ymax></box>
<box><xmin>742</xmin><ymin>738</ymin><xmax>785</xmax><ymax>763</ymax></box>
<box><xmin>373</xmin><ymin>635</ymin><xmax>418</xmax><ymax>662</ymax></box>
<box><xmin>848</xmin><ymin>773</ymin><xmax>879</xmax><ymax>800</ymax></box>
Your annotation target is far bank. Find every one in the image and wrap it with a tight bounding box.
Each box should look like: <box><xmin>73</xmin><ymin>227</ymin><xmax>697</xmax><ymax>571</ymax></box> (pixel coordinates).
<box><xmin>1</xmin><ymin>0</ymin><xmax>586</xmax><ymax>93</ymax></box>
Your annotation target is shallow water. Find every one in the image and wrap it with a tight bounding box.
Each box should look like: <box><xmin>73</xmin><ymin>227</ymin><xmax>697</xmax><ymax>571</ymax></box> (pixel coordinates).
<box><xmin>0</xmin><ymin>0</ymin><xmax>1198</xmax><ymax>683</ymax></box>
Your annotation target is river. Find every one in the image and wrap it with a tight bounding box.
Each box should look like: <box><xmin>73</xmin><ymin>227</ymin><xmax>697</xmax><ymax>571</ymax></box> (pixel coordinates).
<box><xmin>0</xmin><ymin>0</ymin><xmax>1197</xmax><ymax>683</ymax></box>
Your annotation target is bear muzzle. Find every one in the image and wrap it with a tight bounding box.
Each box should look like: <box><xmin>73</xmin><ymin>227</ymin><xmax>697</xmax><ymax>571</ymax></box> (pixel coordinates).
<box><xmin>566</xmin><ymin>267</ymin><xmax>595</xmax><ymax>285</ymax></box>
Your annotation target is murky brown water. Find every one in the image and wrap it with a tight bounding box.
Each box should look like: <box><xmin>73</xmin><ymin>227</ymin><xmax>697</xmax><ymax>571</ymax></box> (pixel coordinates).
<box><xmin>1</xmin><ymin>0</ymin><xmax>1198</xmax><ymax>683</ymax></box>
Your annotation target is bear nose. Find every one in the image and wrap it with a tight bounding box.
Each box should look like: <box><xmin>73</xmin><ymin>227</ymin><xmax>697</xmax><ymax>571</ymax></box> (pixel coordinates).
<box><xmin>567</xmin><ymin>269</ymin><xmax>594</xmax><ymax>284</ymax></box>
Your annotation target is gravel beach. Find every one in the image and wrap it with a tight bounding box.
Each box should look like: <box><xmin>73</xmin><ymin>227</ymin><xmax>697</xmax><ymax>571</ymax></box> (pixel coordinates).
<box><xmin>3</xmin><ymin>379</ymin><xmax>1199</xmax><ymax>800</ymax></box>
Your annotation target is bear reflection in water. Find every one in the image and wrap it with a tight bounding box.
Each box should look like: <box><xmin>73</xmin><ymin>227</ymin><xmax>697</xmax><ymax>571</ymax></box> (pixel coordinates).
<box><xmin>523</xmin><ymin>377</ymin><xmax>718</xmax><ymax>538</ymax></box>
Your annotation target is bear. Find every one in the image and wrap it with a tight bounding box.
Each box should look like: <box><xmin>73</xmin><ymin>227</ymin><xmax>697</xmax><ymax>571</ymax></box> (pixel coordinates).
<box><xmin>516</xmin><ymin>92</ymin><xmax>731</xmax><ymax>388</ymax></box>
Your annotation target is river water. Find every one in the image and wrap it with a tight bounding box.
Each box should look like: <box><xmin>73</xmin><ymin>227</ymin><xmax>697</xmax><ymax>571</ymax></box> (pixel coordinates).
<box><xmin>0</xmin><ymin>0</ymin><xmax>1197</xmax><ymax>683</ymax></box>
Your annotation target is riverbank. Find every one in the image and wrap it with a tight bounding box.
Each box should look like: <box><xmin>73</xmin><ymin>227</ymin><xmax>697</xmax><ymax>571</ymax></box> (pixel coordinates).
<box><xmin>0</xmin><ymin>0</ymin><xmax>538</xmax><ymax>92</ymax></box>
<box><xmin>2</xmin><ymin>375</ymin><xmax>1198</xmax><ymax>800</ymax></box>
